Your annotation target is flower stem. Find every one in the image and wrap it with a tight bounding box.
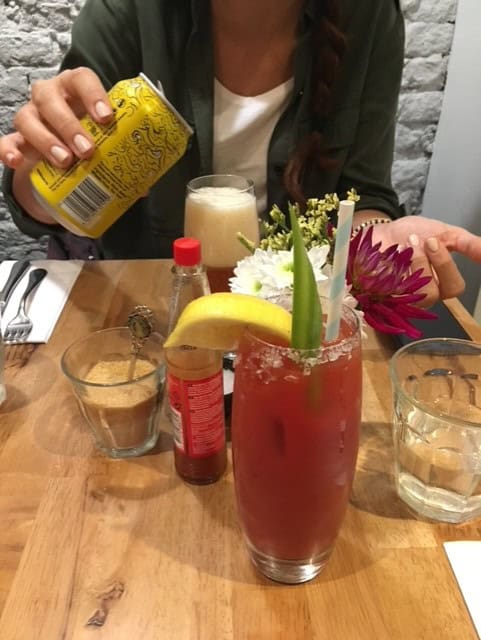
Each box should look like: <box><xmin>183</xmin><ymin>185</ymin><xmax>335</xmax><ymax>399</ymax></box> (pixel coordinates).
<box><xmin>236</xmin><ymin>232</ymin><xmax>256</xmax><ymax>255</ymax></box>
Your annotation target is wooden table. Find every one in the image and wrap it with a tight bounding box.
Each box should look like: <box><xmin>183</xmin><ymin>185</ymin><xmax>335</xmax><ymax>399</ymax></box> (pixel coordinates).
<box><xmin>1</xmin><ymin>260</ymin><xmax>480</xmax><ymax>640</ymax></box>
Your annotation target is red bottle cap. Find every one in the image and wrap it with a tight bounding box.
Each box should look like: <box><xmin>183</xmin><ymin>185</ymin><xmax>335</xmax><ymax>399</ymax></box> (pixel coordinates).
<box><xmin>173</xmin><ymin>237</ymin><xmax>202</xmax><ymax>266</ymax></box>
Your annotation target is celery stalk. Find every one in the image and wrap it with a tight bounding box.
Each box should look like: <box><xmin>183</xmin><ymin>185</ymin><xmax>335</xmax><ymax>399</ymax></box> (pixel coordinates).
<box><xmin>289</xmin><ymin>204</ymin><xmax>322</xmax><ymax>349</ymax></box>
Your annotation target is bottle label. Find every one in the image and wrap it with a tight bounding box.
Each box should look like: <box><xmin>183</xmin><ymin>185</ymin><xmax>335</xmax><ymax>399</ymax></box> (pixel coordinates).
<box><xmin>167</xmin><ymin>371</ymin><xmax>225</xmax><ymax>458</ymax></box>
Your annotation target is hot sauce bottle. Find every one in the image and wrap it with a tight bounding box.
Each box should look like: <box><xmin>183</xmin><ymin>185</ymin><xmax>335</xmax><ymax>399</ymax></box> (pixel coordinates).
<box><xmin>166</xmin><ymin>238</ymin><xmax>227</xmax><ymax>484</ymax></box>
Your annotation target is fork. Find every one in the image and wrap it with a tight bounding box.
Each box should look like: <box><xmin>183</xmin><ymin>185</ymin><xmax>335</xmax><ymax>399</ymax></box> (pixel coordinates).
<box><xmin>0</xmin><ymin>259</ymin><xmax>30</xmax><ymax>318</ymax></box>
<box><xmin>3</xmin><ymin>269</ymin><xmax>48</xmax><ymax>343</ymax></box>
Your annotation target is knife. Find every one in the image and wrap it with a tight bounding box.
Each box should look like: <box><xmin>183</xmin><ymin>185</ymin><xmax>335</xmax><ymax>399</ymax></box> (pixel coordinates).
<box><xmin>0</xmin><ymin>260</ymin><xmax>31</xmax><ymax>317</ymax></box>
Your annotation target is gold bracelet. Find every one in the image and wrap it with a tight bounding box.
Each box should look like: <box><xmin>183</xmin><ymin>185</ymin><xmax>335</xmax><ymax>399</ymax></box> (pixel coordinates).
<box><xmin>351</xmin><ymin>217</ymin><xmax>391</xmax><ymax>238</ymax></box>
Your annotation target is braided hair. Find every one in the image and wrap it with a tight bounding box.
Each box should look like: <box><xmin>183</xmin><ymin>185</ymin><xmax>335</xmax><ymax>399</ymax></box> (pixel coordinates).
<box><xmin>283</xmin><ymin>0</ymin><xmax>346</xmax><ymax>204</ymax></box>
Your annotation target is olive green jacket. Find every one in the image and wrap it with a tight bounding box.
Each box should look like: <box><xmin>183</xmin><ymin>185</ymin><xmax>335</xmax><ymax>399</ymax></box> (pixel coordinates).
<box><xmin>3</xmin><ymin>0</ymin><xmax>405</xmax><ymax>258</ymax></box>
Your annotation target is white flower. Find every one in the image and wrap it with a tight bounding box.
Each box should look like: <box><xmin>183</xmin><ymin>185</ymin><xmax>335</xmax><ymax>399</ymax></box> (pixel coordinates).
<box><xmin>229</xmin><ymin>260</ymin><xmax>264</xmax><ymax>296</ymax></box>
<box><xmin>230</xmin><ymin>246</ymin><xmax>330</xmax><ymax>298</ymax></box>
<box><xmin>308</xmin><ymin>245</ymin><xmax>330</xmax><ymax>283</ymax></box>
<box><xmin>261</xmin><ymin>250</ymin><xmax>294</xmax><ymax>292</ymax></box>
<box><xmin>229</xmin><ymin>249</ymin><xmax>273</xmax><ymax>296</ymax></box>
<box><xmin>230</xmin><ymin>246</ymin><xmax>365</xmax><ymax>334</ymax></box>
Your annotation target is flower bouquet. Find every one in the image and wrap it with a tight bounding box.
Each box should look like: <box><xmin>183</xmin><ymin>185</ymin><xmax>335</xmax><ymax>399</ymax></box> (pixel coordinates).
<box><xmin>231</xmin><ymin>191</ymin><xmax>437</xmax><ymax>339</ymax></box>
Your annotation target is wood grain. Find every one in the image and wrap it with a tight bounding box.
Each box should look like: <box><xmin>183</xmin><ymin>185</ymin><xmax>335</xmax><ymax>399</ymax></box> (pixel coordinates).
<box><xmin>0</xmin><ymin>260</ymin><xmax>479</xmax><ymax>640</ymax></box>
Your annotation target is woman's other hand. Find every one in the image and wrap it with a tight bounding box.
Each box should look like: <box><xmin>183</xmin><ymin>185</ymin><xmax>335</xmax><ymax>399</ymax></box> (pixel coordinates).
<box><xmin>0</xmin><ymin>67</ymin><xmax>112</xmax><ymax>170</ymax></box>
<box><xmin>372</xmin><ymin>216</ymin><xmax>481</xmax><ymax>306</ymax></box>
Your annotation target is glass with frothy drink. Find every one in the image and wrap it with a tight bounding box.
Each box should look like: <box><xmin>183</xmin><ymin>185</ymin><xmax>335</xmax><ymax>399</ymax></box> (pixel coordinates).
<box><xmin>61</xmin><ymin>327</ymin><xmax>165</xmax><ymax>458</ymax></box>
<box><xmin>184</xmin><ymin>175</ymin><xmax>259</xmax><ymax>292</ymax></box>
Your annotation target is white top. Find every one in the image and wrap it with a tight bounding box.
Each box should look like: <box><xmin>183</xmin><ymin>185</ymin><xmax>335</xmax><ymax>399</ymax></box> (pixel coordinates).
<box><xmin>213</xmin><ymin>78</ymin><xmax>294</xmax><ymax>215</ymax></box>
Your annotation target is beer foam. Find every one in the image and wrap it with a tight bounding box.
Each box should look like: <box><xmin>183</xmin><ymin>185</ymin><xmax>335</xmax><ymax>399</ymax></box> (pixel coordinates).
<box><xmin>188</xmin><ymin>186</ymin><xmax>255</xmax><ymax>210</ymax></box>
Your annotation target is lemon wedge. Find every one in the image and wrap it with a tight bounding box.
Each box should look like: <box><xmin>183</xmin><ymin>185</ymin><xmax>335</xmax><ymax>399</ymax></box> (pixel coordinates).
<box><xmin>164</xmin><ymin>292</ymin><xmax>292</xmax><ymax>350</ymax></box>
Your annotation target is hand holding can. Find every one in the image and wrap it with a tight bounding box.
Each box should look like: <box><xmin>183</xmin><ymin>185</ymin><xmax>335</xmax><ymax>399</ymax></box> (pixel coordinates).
<box><xmin>0</xmin><ymin>67</ymin><xmax>113</xmax><ymax>172</ymax></box>
<box><xmin>29</xmin><ymin>74</ymin><xmax>193</xmax><ymax>237</ymax></box>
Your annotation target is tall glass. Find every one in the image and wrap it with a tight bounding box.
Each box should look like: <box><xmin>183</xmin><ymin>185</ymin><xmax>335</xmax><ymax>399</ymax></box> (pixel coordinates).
<box><xmin>231</xmin><ymin>304</ymin><xmax>362</xmax><ymax>584</ymax></box>
<box><xmin>184</xmin><ymin>174</ymin><xmax>259</xmax><ymax>293</ymax></box>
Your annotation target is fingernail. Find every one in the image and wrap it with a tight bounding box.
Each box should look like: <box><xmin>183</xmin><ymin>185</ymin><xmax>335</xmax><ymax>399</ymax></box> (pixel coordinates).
<box><xmin>95</xmin><ymin>100</ymin><xmax>112</xmax><ymax>119</ymax></box>
<box><xmin>50</xmin><ymin>145</ymin><xmax>70</xmax><ymax>164</ymax></box>
<box><xmin>73</xmin><ymin>134</ymin><xmax>92</xmax><ymax>154</ymax></box>
<box><xmin>6</xmin><ymin>152</ymin><xmax>15</xmax><ymax>166</ymax></box>
<box><xmin>426</xmin><ymin>237</ymin><xmax>439</xmax><ymax>252</ymax></box>
<box><xmin>408</xmin><ymin>234</ymin><xmax>419</xmax><ymax>247</ymax></box>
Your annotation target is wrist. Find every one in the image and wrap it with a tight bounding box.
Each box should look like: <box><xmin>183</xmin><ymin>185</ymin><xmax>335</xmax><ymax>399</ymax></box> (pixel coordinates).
<box><xmin>12</xmin><ymin>165</ymin><xmax>58</xmax><ymax>225</ymax></box>
<box><xmin>351</xmin><ymin>216</ymin><xmax>391</xmax><ymax>238</ymax></box>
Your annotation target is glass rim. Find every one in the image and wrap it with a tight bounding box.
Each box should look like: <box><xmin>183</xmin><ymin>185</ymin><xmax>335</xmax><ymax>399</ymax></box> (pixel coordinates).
<box><xmin>243</xmin><ymin>301</ymin><xmax>361</xmax><ymax>355</ymax></box>
<box><xmin>389</xmin><ymin>337</ymin><xmax>481</xmax><ymax>429</ymax></box>
<box><xmin>187</xmin><ymin>174</ymin><xmax>255</xmax><ymax>194</ymax></box>
<box><xmin>61</xmin><ymin>327</ymin><xmax>165</xmax><ymax>389</ymax></box>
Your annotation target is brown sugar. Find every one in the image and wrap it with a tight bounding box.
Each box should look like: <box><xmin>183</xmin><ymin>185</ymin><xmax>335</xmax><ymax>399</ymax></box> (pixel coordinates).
<box><xmin>85</xmin><ymin>358</ymin><xmax>156</xmax><ymax>384</ymax></box>
<box><xmin>80</xmin><ymin>358</ymin><xmax>163</xmax><ymax>451</ymax></box>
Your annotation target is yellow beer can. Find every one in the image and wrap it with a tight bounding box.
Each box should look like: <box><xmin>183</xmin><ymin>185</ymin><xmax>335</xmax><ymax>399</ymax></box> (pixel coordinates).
<box><xmin>30</xmin><ymin>74</ymin><xmax>193</xmax><ymax>238</ymax></box>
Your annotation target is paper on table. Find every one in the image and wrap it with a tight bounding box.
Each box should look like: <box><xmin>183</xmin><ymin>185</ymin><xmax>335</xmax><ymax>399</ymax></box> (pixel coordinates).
<box><xmin>0</xmin><ymin>260</ymin><xmax>83</xmax><ymax>343</ymax></box>
<box><xmin>444</xmin><ymin>541</ymin><xmax>481</xmax><ymax>638</ymax></box>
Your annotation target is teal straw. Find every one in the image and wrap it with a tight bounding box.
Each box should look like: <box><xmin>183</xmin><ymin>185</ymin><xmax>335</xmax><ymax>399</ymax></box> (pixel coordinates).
<box><xmin>325</xmin><ymin>200</ymin><xmax>355</xmax><ymax>342</ymax></box>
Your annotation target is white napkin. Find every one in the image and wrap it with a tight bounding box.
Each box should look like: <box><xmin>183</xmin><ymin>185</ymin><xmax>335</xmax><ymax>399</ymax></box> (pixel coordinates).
<box><xmin>444</xmin><ymin>540</ymin><xmax>481</xmax><ymax>638</ymax></box>
<box><xmin>0</xmin><ymin>259</ymin><xmax>82</xmax><ymax>343</ymax></box>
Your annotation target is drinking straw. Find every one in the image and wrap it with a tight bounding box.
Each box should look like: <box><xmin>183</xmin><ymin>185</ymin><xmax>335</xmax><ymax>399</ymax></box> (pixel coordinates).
<box><xmin>325</xmin><ymin>200</ymin><xmax>355</xmax><ymax>342</ymax></box>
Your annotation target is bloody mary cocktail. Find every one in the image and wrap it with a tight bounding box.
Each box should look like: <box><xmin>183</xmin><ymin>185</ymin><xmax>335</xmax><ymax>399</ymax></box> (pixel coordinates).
<box><xmin>231</xmin><ymin>306</ymin><xmax>361</xmax><ymax>583</ymax></box>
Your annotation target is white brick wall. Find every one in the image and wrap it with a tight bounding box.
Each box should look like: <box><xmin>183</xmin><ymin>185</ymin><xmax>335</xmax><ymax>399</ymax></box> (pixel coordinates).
<box><xmin>0</xmin><ymin>0</ymin><xmax>458</xmax><ymax>258</ymax></box>
<box><xmin>395</xmin><ymin>0</ymin><xmax>457</xmax><ymax>214</ymax></box>
<box><xmin>0</xmin><ymin>0</ymin><xmax>84</xmax><ymax>258</ymax></box>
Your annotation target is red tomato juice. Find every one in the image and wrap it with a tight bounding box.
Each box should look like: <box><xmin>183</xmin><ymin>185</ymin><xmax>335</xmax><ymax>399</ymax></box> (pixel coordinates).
<box><xmin>231</xmin><ymin>323</ymin><xmax>362</xmax><ymax>560</ymax></box>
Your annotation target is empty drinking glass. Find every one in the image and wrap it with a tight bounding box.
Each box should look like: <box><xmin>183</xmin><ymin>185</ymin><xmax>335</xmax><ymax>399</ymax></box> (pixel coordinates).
<box><xmin>390</xmin><ymin>338</ymin><xmax>481</xmax><ymax>523</ymax></box>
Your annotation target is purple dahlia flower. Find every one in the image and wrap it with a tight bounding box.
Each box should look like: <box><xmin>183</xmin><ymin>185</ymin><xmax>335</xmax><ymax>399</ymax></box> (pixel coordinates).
<box><xmin>347</xmin><ymin>226</ymin><xmax>437</xmax><ymax>338</ymax></box>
